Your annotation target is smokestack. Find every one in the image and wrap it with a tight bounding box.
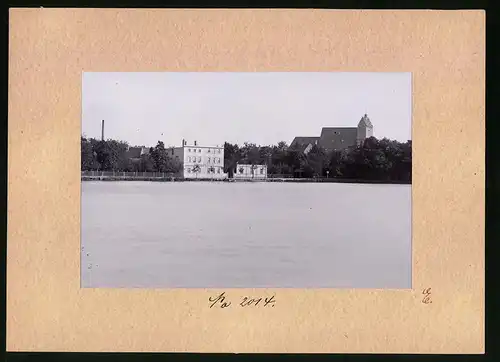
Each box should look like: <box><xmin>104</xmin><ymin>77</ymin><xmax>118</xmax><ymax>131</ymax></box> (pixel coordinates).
<box><xmin>101</xmin><ymin>120</ymin><xmax>105</xmax><ymax>141</ymax></box>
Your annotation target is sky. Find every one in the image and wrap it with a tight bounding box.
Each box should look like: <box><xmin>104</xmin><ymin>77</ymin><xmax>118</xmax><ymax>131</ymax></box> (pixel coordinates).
<box><xmin>82</xmin><ymin>72</ymin><xmax>412</xmax><ymax>148</ymax></box>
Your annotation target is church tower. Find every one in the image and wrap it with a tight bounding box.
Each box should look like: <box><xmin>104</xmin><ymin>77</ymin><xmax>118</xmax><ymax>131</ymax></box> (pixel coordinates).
<box><xmin>357</xmin><ymin>114</ymin><xmax>373</xmax><ymax>146</ymax></box>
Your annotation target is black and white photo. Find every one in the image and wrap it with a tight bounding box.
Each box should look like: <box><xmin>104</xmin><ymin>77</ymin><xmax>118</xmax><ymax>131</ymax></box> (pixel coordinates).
<box><xmin>81</xmin><ymin>72</ymin><xmax>412</xmax><ymax>289</ymax></box>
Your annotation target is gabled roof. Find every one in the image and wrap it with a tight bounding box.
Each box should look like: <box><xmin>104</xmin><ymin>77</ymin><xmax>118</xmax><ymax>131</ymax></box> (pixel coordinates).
<box><xmin>290</xmin><ymin>136</ymin><xmax>320</xmax><ymax>149</ymax></box>
<box><xmin>319</xmin><ymin>127</ymin><xmax>358</xmax><ymax>151</ymax></box>
<box><xmin>358</xmin><ymin>114</ymin><xmax>373</xmax><ymax>128</ymax></box>
<box><xmin>127</xmin><ymin>146</ymin><xmax>149</xmax><ymax>159</ymax></box>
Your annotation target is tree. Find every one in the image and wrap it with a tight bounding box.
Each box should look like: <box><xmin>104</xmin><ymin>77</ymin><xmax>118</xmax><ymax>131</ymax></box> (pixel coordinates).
<box><xmin>166</xmin><ymin>156</ymin><xmax>183</xmax><ymax>174</ymax></box>
<box><xmin>150</xmin><ymin>141</ymin><xmax>169</xmax><ymax>172</ymax></box>
<box><xmin>224</xmin><ymin>142</ymin><xmax>241</xmax><ymax>177</ymax></box>
<box><xmin>239</xmin><ymin>142</ymin><xmax>260</xmax><ymax>164</ymax></box>
<box><xmin>139</xmin><ymin>154</ymin><xmax>155</xmax><ymax>172</ymax></box>
<box><xmin>192</xmin><ymin>164</ymin><xmax>201</xmax><ymax>178</ymax></box>
<box><xmin>284</xmin><ymin>148</ymin><xmax>304</xmax><ymax>176</ymax></box>
<box><xmin>81</xmin><ymin>137</ymin><xmax>98</xmax><ymax>171</ymax></box>
<box><xmin>93</xmin><ymin>140</ymin><xmax>125</xmax><ymax>171</ymax></box>
<box><xmin>305</xmin><ymin>144</ymin><xmax>327</xmax><ymax>177</ymax></box>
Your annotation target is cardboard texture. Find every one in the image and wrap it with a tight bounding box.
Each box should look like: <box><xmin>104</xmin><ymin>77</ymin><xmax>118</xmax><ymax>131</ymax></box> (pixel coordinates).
<box><xmin>7</xmin><ymin>9</ymin><xmax>485</xmax><ymax>353</ymax></box>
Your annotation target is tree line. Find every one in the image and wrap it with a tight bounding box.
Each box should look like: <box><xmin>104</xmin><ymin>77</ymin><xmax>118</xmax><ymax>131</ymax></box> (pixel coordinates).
<box><xmin>81</xmin><ymin>137</ymin><xmax>182</xmax><ymax>173</ymax></box>
<box><xmin>224</xmin><ymin>137</ymin><xmax>412</xmax><ymax>182</ymax></box>
<box><xmin>82</xmin><ymin>135</ymin><xmax>412</xmax><ymax>182</ymax></box>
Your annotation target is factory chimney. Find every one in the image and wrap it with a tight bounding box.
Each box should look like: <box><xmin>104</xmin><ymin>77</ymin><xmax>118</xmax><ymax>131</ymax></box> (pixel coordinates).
<box><xmin>101</xmin><ymin>120</ymin><xmax>105</xmax><ymax>141</ymax></box>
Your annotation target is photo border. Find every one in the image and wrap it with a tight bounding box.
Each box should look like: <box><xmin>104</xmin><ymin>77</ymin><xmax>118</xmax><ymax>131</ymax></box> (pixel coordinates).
<box><xmin>7</xmin><ymin>8</ymin><xmax>485</xmax><ymax>354</ymax></box>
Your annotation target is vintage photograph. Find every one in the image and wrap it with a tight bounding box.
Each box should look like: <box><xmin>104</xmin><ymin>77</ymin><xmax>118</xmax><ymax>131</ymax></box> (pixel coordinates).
<box><xmin>81</xmin><ymin>72</ymin><xmax>412</xmax><ymax>289</ymax></box>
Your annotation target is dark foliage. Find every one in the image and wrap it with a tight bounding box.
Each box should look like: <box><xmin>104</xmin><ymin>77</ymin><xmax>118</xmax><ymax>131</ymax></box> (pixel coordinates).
<box><xmin>81</xmin><ymin>137</ymin><xmax>181</xmax><ymax>173</ymax></box>
<box><xmin>223</xmin><ymin>136</ymin><xmax>411</xmax><ymax>182</ymax></box>
<box><xmin>82</xmin><ymin>136</ymin><xmax>411</xmax><ymax>182</ymax></box>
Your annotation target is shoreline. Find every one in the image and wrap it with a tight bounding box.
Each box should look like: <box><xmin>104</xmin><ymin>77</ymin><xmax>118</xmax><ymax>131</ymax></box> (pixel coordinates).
<box><xmin>81</xmin><ymin>176</ymin><xmax>410</xmax><ymax>185</ymax></box>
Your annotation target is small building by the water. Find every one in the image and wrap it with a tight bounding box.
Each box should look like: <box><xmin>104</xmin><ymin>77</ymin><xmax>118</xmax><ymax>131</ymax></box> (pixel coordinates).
<box><xmin>234</xmin><ymin>164</ymin><xmax>268</xmax><ymax>179</ymax></box>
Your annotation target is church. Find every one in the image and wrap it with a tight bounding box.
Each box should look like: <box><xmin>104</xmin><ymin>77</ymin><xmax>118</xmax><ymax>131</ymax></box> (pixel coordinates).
<box><xmin>290</xmin><ymin>114</ymin><xmax>374</xmax><ymax>154</ymax></box>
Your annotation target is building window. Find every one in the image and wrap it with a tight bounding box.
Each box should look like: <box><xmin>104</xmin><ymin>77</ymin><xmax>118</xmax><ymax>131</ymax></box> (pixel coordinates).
<box><xmin>198</xmin><ymin>149</ymin><xmax>201</xmax><ymax>153</ymax></box>
<box><xmin>260</xmin><ymin>168</ymin><xmax>264</xmax><ymax>174</ymax></box>
<box><xmin>208</xmin><ymin>149</ymin><xmax>211</xmax><ymax>153</ymax></box>
<box><xmin>187</xmin><ymin>168</ymin><xmax>191</xmax><ymax>173</ymax></box>
<box><xmin>208</xmin><ymin>157</ymin><xmax>211</xmax><ymax>163</ymax></box>
<box><xmin>188</xmin><ymin>148</ymin><xmax>191</xmax><ymax>152</ymax></box>
<box><xmin>218</xmin><ymin>149</ymin><xmax>221</xmax><ymax>154</ymax></box>
<box><xmin>188</xmin><ymin>156</ymin><xmax>191</xmax><ymax>162</ymax></box>
<box><xmin>217</xmin><ymin>168</ymin><xmax>220</xmax><ymax>174</ymax></box>
<box><xmin>198</xmin><ymin>156</ymin><xmax>201</xmax><ymax>162</ymax></box>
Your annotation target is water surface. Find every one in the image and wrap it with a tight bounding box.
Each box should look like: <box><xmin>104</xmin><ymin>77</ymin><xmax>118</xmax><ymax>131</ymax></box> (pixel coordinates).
<box><xmin>81</xmin><ymin>181</ymin><xmax>411</xmax><ymax>288</ymax></box>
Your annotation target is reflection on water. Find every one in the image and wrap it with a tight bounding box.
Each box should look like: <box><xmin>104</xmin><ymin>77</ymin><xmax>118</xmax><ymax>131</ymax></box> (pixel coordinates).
<box><xmin>81</xmin><ymin>181</ymin><xmax>411</xmax><ymax>288</ymax></box>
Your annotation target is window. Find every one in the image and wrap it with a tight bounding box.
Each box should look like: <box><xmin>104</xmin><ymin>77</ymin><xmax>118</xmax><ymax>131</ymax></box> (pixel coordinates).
<box><xmin>188</xmin><ymin>156</ymin><xmax>191</xmax><ymax>162</ymax></box>
<box><xmin>198</xmin><ymin>149</ymin><xmax>201</xmax><ymax>153</ymax></box>
<box><xmin>260</xmin><ymin>168</ymin><xmax>264</xmax><ymax>174</ymax></box>
<box><xmin>198</xmin><ymin>156</ymin><xmax>201</xmax><ymax>162</ymax></box>
<box><xmin>217</xmin><ymin>168</ymin><xmax>220</xmax><ymax>174</ymax></box>
<box><xmin>208</xmin><ymin>149</ymin><xmax>211</xmax><ymax>153</ymax></box>
<box><xmin>187</xmin><ymin>168</ymin><xmax>191</xmax><ymax>173</ymax></box>
<box><xmin>188</xmin><ymin>148</ymin><xmax>191</xmax><ymax>152</ymax></box>
<box><xmin>218</xmin><ymin>149</ymin><xmax>221</xmax><ymax>154</ymax></box>
<box><xmin>208</xmin><ymin>157</ymin><xmax>211</xmax><ymax>163</ymax></box>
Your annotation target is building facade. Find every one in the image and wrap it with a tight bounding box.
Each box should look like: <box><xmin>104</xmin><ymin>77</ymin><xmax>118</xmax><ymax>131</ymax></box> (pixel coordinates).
<box><xmin>290</xmin><ymin>114</ymin><xmax>374</xmax><ymax>154</ymax></box>
<box><xmin>168</xmin><ymin>140</ymin><xmax>227</xmax><ymax>179</ymax></box>
<box><xmin>233</xmin><ymin>164</ymin><xmax>268</xmax><ymax>179</ymax></box>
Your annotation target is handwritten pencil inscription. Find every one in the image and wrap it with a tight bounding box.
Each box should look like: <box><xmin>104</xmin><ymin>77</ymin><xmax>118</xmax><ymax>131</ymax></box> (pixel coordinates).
<box><xmin>422</xmin><ymin>288</ymin><xmax>432</xmax><ymax>304</ymax></box>
<box><xmin>208</xmin><ymin>292</ymin><xmax>232</xmax><ymax>308</ymax></box>
<box><xmin>208</xmin><ymin>292</ymin><xmax>276</xmax><ymax>309</ymax></box>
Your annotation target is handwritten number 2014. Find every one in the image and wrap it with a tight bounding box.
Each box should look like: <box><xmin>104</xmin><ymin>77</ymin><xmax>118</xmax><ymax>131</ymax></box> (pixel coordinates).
<box><xmin>209</xmin><ymin>292</ymin><xmax>276</xmax><ymax>309</ymax></box>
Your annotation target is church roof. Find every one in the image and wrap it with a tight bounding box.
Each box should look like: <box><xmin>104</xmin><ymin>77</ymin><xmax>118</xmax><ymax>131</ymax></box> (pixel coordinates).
<box><xmin>358</xmin><ymin>114</ymin><xmax>373</xmax><ymax>128</ymax></box>
<box><xmin>319</xmin><ymin>127</ymin><xmax>358</xmax><ymax>151</ymax></box>
<box><xmin>290</xmin><ymin>136</ymin><xmax>320</xmax><ymax>149</ymax></box>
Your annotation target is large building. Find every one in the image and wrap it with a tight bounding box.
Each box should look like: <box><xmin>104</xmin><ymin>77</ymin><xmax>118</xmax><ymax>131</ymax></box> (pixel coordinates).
<box><xmin>234</xmin><ymin>164</ymin><xmax>268</xmax><ymax>179</ymax></box>
<box><xmin>290</xmin><ymin>114</ymin><xmax>374</xmax><ymax>154</ymax></box>
<box><xmin>168</xmin><ymin>140</ymin><xmax>227</xmax><ymax>179</ymax></box>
